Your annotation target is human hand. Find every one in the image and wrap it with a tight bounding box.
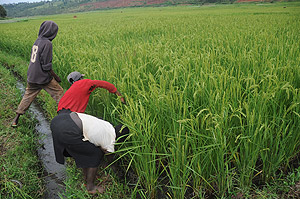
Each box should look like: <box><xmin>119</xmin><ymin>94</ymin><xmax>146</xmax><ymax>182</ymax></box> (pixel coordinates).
<box><xmin>50</xmin><ymin>69</ymin><xmax>61</xmax><ymax>83</ymax></box>
<box><xmin>115</xmin><ymin>91</ymin><xmax>126</xmax><ymax>105</ymax></box>
<box><xmin>120</xmin><ymin>97</ymin><xmax>126</xmax><ymax>105</ymax></box>
<box><xmin>54</xmin><ymin>75</ymin><xmax>61</xmax><ymax>83</ymax></box>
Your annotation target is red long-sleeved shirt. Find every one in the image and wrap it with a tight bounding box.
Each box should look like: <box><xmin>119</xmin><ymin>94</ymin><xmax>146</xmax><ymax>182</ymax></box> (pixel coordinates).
<box><xmin>57</xmin><ymin>79</ymin><xmax>117</xmax><ymax>113</ymax></box>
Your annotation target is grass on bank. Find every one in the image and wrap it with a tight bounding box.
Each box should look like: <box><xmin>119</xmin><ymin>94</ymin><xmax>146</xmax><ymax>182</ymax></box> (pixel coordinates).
<box><xmin>0</xmin><ymin>63</ymin><xmax>44</xmax><ymax>198</ymax></box>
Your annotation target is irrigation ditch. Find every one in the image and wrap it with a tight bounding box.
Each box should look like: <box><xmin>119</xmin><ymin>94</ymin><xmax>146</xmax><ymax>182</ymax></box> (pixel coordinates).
<box><xmin>3</xmin><ymin>63</ymin><xmax>65</xmax><ymax>198</ymax></box>
<box><xmin>16</xmin><ymin>80</ymin><xmax>66</xmax><ymax>198</ymax></box>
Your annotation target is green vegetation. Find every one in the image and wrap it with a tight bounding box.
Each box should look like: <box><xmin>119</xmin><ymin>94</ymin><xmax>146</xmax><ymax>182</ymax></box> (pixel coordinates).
<box><xmin>1</xmin><ymin>2</ymin><xmax>300</xmax><ymax>198</ymax></box>
<box><xmin>0</xmin><ymin>60</ymin><xmax>44</xmax><ymax>198</ymax></box>
<box><xmin>61</xmin><ymin>160</ymin><xmax>131</xmax><ymax>198</ymax></box>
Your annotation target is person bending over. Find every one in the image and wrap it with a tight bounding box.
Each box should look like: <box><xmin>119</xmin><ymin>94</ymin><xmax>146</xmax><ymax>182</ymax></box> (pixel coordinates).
<box><xmin>57</xmin><ymin>71</ymin><xmax>125</xmax><ymax>114</ymax></box>
<box><xmin>50</xmin><ymin>109</ymin><xmax>129</xmax><ymax>194</ymax></box>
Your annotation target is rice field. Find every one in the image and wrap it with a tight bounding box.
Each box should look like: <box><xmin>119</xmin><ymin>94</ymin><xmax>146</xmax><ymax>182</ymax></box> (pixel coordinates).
<box><xmin>1</xmin><ymin>2</ymin><xmax>300</xmax><ymax>198</ymax></box>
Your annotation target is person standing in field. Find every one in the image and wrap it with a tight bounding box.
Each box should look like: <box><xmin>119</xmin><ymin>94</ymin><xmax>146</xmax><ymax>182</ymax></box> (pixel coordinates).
<box><xmin>50</xmin><ymin>109</ymin><xmax>129</xmax><ymax>194</ymax></box>
<box><xmin>57</xmin><ymin>71</ymin><xmax>125</xmax><ymax>114</ymax></box>
<box><xmin>11</xmin><ymin>20</ymin><xmax>64</xmax><ymax>127</ymax></box>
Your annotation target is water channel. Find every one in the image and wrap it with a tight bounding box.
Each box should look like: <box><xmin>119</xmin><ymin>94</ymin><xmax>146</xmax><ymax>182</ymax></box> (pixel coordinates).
<box><xmin>16</xmin><ymin>81</ymin><xmax>66</xmax><ymax>198</ymax></box>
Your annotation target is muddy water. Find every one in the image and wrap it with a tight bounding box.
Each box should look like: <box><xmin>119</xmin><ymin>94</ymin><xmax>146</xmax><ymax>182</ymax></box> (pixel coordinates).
<box><xmin>16</xmin><ymin>81</ymin><xmax>66</xmax><ymax>198</ymax></box>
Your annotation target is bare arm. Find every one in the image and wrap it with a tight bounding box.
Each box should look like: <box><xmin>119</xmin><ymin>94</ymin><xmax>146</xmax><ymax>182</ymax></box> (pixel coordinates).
<box><xmin>50</xmin><ymin>69</ymin><xmax>61</xmax><ymax>83</ymax></box>
<box><xmin>115</xmin><ymin>90</ymin><xmax>126</xmax><ymax>104</ymax></box>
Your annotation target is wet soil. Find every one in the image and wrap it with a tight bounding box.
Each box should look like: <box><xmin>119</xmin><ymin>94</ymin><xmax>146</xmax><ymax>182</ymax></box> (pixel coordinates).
<box><xmin>16</xmin><ymin>81</ymin><xmax>66</xmax><ymax>199</ymax></box>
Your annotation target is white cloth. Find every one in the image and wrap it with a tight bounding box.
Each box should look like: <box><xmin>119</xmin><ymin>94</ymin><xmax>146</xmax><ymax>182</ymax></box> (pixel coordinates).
<box><xmin>76</xmin><ymin>113</ymin><xmax>116</xmax><ymax>153</ymax></box>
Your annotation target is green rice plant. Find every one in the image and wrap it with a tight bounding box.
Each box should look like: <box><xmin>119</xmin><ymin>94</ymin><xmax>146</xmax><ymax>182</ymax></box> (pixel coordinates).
<box><xmin>1</xmin><ymin>3</ymin><xmax>300</xmax><ymax>198</ymax></box>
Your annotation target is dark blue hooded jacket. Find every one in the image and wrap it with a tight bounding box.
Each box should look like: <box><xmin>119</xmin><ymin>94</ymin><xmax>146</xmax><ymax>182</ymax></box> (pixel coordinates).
<box><xmin>27</xmin><ymin>21</ymin><xmax>58</xmax><ymax>84</ymax></box>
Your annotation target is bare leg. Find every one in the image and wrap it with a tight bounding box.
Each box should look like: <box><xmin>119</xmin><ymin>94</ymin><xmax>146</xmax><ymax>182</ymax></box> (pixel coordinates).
<box><xmin>11</xmin><ymin>114</ymin><xmax>21</xmax><ymax>128</ymax></box>
<box><xmin>85</xmin><ymin>167</ymin><xmax>105</xmax><ymax>194</ymax></box>
<box><xmin>82</xmin><ymin>168</ymin><xmax>88</xmax><ymax>182</ymax></box>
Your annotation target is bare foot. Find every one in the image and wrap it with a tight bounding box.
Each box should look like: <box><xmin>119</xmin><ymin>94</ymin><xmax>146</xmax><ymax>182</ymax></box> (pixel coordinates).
<box><xmin>87</xmin><ymin>185</ymin><xmax>105</xmax><ymax>194</ymax></box>
<box><xmin>11</xmin><ymin>114</ymin><xmax>20</xmax><ymax>128</ymax></box>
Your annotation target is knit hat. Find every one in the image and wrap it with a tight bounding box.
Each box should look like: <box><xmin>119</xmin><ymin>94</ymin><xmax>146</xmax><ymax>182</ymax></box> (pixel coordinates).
<box><xmin>67</xmin><ymin>71</ymin><xmax>84</xmax><ymax>84</ymax></box>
